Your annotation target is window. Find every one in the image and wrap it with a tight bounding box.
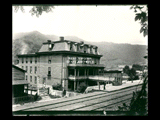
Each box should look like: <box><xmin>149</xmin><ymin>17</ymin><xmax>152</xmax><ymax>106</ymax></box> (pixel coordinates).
<box><xmin>26</xmin><ymin>66</ymin><xmax>28</xmax><ymax>72</ymax></box>
<box><xmin>43</xmin><ymin>78</ymin><xmax>46</xmax><ymax>84</ymax></box>
<box><xmin>22</xmin><ymin>66</ymin><xmax>24</xmax><ymax>69</ymax></box>
<box><xmin>26</xmin><ymin>57</ymin><xmax>28</xmax><ymax>63</ymax></box>
<box><xmin>48</xmin><ymin>56</ymin><xmax>51</xmax><ymax>64</ymax></box>
<box><xmin>94</xmin><ymin>58</ymin><xmax>97</xmax><ymax>64</ymax></box>
<box><xmin>22</xmin><ymin>58</ymin><xmax>24</xmax><ymax>63</ymax></box>
<box><xmin>82</xmin><ymin>57</ymin><xmax>87</xmax><ymax>64</ymax></box>
<box><xmin>70</xmin><ymin>44</ymin><xmax>72</xmax><ymax>51</ymax></box>
<box><xmin>30</xmin><ymin>57</ymin><xmax>32</xmax><ymax>63</ymax></box>
<box><xmin>68</xmin><ymin>57</ymin><xmax>73</xmax><ymax>64</ymax></box>
<box><xmin>35</xmin><ymin>66</ymin><xmax>37</xmax><ymax>74</ymax></box>
<box><xmin>48</xmin><ymin>67</ymin><xmax>51</xmax><ymax>75</ymax></box>
<box><xmin>30</xmin><ymin>66</ymin><xmax>32</xmax><ymax>73</ymax></box>
<box><xmin>35</xmin><ymin>57</ymin><xmax>37</xmax><ymax>64</ymax></box>
<box><xmin>30</xmin><ymin>76</ymin><xmax>32</xmax><ymax>82</ymax></box>
<box><xmin>35</xmin><ymin>76</ymin><xmax>37</xmax><ymax>84</ymax></box>
<box><xmin>76</xmin><ymin>57</ymin><xmax>79</xmax><ymax>64</ymax></box>
<box><xmin>48</xmin><ymin>43</ymin><xmax>54</xmax><ymax>50</ymax></box>
<box><xmin>26</xmin><ymin>75</ymin><xmax>28</xmax><ymax>81</ymax></box>
<box><xmin>48</xmin><ymin>67</ymin><xmax>51</xmax><ymax>80</ymax></box>
<box><xmin>17</xmin><ymin>59</ymin><xmax>19</xmax><ymax>64</ymax></box>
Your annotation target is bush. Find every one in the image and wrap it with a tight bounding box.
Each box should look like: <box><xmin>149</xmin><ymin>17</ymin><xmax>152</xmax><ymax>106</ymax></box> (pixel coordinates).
<box><xmin>62</xmin><ymin>89</ymin><xmax>66</xmax><ymax>97</ymax></box>
<box><xmin>134</xmin><ymin>75</ymin><xmax>139</xmax><ymax>80</ymax></box>
<box><xmin>76</xmin><ymin>82</ymin><xmax>87</xmax><ymax>93</ymax></box>
<box><xmin>52</xmin><ymin>83</ymin><xmax>62</xmax><ymax>90</ymax></box>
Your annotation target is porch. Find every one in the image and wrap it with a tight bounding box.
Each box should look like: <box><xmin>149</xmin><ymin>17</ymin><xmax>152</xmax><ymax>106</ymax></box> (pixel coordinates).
<box><xmin>68</xmin><ymin>63</ymin><xmax>105</xmax><ymax>90</ymax></box>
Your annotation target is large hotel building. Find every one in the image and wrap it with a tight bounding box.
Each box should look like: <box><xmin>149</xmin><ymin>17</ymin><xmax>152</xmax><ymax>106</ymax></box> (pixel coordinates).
<box><xmin>16</xmin><ymin>37</ymin><xmax>107</xmax><ymax>91</ymax></box>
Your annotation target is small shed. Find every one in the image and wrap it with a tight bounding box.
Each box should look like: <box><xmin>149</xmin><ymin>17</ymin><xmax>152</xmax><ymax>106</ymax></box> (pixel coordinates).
<box><xmin>12</xmin><ymin>64</ymin><xmax>28</xmax><ymax>97</ymax></box>
<box><xmin>103</xmin><ymin>70</ymin><xmax>122</xmax><ymax>86</ymax></box>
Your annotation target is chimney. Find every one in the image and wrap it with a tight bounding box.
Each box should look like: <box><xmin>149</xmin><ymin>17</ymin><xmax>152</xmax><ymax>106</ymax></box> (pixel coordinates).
<box><xmin>80</xmin><ymin>41</ymin><xmax>84</xmax><ymax>44</ymax></box>
<box><xmin>47</xmin><ymin>40</ymin><xmax>51</xmax><ymax>43</ymax></box>
<box><xmin>60</xmin><ymin>36</ymin><xmax>64</xmax><ymax>41</ymax></box>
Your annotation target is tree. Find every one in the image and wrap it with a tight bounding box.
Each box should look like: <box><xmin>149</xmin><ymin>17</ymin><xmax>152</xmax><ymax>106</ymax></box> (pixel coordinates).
<box><xmin>123</xmin><ymin>65</ymin><xmax>130</xmax><ymax>75</ymax></box>
<box><xmin>132</xmin><ymin>64</ymin><xmax>143</xmax><ymax>71</ymax></box>
<box><xmin>117</xmin><ymin>5</ymin><xmax>148</xmax><ymax>115</ymax></box>
<box><xmin>130</xmin><ymin>5</ymin><xmax>148</xmax><ymax>37</ymax></box>
<box><xmin>76</xmin><ymin>82</ymin><xmax>87</xmax><ymax>93</ymax></box>
<box><xmin>129</xmin><ymin>68</ymin><xmax>136</xmax><ymax>82</ymax></box>
<box><xmin>13</xmin><ymin>5</ymin><xmax>54</xmax><ymax>17</ymax></box>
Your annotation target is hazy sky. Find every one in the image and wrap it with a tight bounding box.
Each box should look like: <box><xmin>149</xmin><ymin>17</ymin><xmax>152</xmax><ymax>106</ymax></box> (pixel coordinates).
<box><xmin>12</xmin><ymin>5</ymin><xmax>148</xmax><ymax>45</ymax></box>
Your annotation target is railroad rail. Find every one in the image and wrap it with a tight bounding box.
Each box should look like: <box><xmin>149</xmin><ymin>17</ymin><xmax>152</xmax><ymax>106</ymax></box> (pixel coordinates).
<box><xmin>13</xmin><ymin>84</ymin><xmax>144</xmax><ymax>113</ymax></box>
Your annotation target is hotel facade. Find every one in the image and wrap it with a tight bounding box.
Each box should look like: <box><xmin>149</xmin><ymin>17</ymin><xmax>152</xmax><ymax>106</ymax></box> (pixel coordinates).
<box><xmin>16</xmin><ymin>37</ymin><xmax>106</xmax><ymax>91</ymax></box>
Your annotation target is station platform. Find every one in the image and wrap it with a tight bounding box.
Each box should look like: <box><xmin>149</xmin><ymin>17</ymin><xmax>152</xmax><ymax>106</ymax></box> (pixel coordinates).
<box><xmin>85</xmin><ymin>80</ymin><xmax>143</xmax><ymax>92</ymax></box>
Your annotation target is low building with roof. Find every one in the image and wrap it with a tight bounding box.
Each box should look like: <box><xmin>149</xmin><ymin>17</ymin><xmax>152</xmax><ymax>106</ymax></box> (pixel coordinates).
<box><xmin>12</xmin><ymin>64</ymin><xmax>29</xmax><ymax>104</ymax></box>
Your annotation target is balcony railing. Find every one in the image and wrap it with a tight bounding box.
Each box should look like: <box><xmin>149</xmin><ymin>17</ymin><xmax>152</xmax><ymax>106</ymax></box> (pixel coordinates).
<box><xmin>68</xmin><ymin>75</ymin><xmax>115</xmax><ymax>81</ymax></box>
<box><xmin>68</xmin><ymin>63</ymin><xmax>105</xmax><ymax>68</ymax></box>
<box><xmin>68</xmin><ymin>75</ymin><xmax>88</xmax><ymax>80</ymax></box>
<box><xmin>88</xmin><ymin>75</ymin><xmax>115</xmax><ymax>81</ymax></box>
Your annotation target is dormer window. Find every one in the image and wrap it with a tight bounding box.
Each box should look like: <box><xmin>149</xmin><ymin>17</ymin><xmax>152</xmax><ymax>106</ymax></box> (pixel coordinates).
<box><xmin>77</xmin><ymin>44</ymin><xmax>79</xmax><ymax>52</ymax></box>
<box><xmin>30</xmin><ymin>57</ymin><xmax>32</xmax><ymax>63</ymax></box>
<box><xmin>80</xmin><ymin>45</ymin><xmax>83</xmax><ymax>52</ymax></box>
<box><xmin>48</xmin><ymin>43</ymin><xmax>54</xmax><ymax>51</ymax></box>
<box><xmin>49</xmin><ymin>44</ymin><xmax>52</xmax><ymax>48</ymax></box>
<box><xmin>22</xmin><ymin>58</ymin><xmax>24</xmax><ymax>63</ymax></box>
<box><xmin>95</xmin><ymin>47</ymin><xmax>98</xmax><ymax>54</ymax></box>
<box><xmin>47</xmin><ymin>40</ymin><xmax>54</xmax><ymax>51</ymax></box>
<box><xmin>74</xmin><ymin>43</ymin><xmax>78</xmax><ymax>51</ymax></box>
<box><xmin>84</xmin><ymin>46</ymin><xmax>87</xmax><ymax>53</ymax></box>
<box><xmin>26</xmin><ymin>57</ymin><xmax>28</xmax><ymax>63</ymax></box>
<box><xmin>70</xmin><ymin>43</ymin><xmax>73</xmax><ymax>51</ymax></box>
<box><xmin>90</xmin><ymin>46</ymin><xmax>93</xmax><ymax>54</ymax></box>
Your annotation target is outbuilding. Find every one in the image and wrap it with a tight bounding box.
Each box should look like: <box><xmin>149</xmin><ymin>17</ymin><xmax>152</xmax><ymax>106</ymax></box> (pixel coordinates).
<box><xmin>12</xmin><ymin>64</ymin><xmax>28</xmax><ymax>103</ymax></box>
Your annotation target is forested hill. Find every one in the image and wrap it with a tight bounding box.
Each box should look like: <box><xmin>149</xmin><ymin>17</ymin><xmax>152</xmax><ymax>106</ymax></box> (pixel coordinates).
<box><xmin>12</xmin><ymin>31</ymin><xmax>147</xmax><ymax>69</ymax></box>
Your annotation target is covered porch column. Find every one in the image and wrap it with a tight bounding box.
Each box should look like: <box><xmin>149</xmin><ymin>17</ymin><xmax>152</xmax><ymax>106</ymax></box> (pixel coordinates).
<box><xmin>97</xmin><ymin>81</ymin><xmax>100</xmax><ymax>90</ymax></box>
<box><xmin>85</xmin><ymin>68</ymin><xmax>87</xmax><ymax>86</ymax></box>
<box><xmin>74</xmin><ymin>80</ymin><xmax>76</xmax><ymax>91</ymax></box>
<box><xmin>77</xmin><ymin>69</ymin><xmax>79</xmax><ymax>89</ymax></box>
<box><xmin>103</xmin><ymin>82</ymin><xmax>106</xmax><ymax>90</ymax></box>
<box><xmin>74</xmin><ymin>68</ymin><xmax>76</xmax><ymax>91</ymax></box>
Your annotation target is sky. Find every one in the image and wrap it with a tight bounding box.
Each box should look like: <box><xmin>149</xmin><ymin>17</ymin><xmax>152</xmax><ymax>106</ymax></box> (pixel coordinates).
<box><xmin>12</xmin><ymin>5</ymin><xmax>148</xmax><ymax>45</ymax></box>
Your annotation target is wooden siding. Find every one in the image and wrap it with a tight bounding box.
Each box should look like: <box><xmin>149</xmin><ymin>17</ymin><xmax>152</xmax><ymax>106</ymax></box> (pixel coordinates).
<box><xmin>12</xmin><ymin>67</ymin><xmax>25</xmax><ymax>80</ymax></box>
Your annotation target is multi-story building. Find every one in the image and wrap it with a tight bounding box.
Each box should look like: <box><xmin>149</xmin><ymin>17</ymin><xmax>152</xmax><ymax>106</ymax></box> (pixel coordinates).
<box><xmin>16</xmin><ymin>37</ymin><xmax>105</xmax><ymax>91</ymax></box>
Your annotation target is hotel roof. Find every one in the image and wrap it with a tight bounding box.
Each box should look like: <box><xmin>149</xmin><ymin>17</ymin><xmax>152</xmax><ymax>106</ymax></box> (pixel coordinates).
<box><xmin>43</xmin><ymin>39</ymin><xmax>98</xmax><ymax>48</ymax></box>
<box><xmin>17</xmin><ymin>37</ymin><xmax>103</xmax><ymax>57</ymax></box>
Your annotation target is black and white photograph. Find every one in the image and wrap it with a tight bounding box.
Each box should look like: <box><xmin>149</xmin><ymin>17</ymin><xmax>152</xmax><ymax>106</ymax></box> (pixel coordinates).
<box><xmin>12</xmin><ymin>4</ymin><xmax>148</xmax><ymax>116</ymax></box>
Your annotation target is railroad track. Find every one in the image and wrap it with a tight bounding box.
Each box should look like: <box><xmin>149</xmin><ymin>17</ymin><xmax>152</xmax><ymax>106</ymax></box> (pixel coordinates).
<box><xmin>17</xmin><ymin>84</ymin><xmax>143</xmax><ymax>111</ymax></box>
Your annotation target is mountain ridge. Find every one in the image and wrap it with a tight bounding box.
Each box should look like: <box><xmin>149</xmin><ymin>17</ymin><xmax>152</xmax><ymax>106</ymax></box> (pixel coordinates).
<box><xmin>12</xmin><ymin>31</ymin><xmax>147</xmax><ymax>69</ymax></box>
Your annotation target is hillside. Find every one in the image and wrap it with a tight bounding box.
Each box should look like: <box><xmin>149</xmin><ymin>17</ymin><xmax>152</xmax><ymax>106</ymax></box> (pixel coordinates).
<box><xmin>94</xmin><ymin>42</ymin><xmax>147</xmax><ymax>69</ymax></box>
<box><xmin>12</xmin><ymin>31</ymin><xmax>147</xmax><ymax>69</ymax></box>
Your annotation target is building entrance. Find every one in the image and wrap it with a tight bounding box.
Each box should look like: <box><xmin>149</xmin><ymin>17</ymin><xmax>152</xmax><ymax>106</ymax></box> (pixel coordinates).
<box><xmin>68</xmin><ymin>80</ymin><xmax>74</xmax><ymax>91</ymax></box>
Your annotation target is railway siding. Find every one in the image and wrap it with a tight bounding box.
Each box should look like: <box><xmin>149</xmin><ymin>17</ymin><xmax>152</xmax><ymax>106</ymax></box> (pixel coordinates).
<box><xmin>13</xmin><ymin>84</ymin><xmax>144</xmax><ymax>112</ymax></box>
